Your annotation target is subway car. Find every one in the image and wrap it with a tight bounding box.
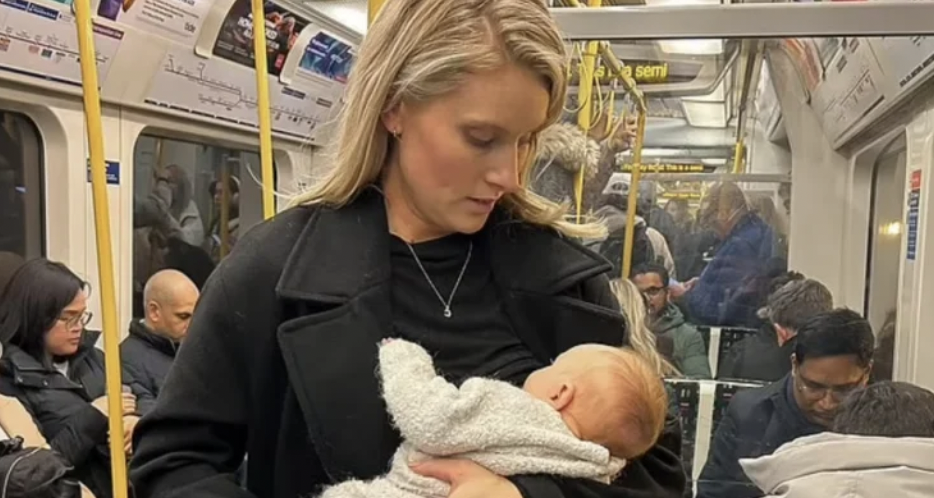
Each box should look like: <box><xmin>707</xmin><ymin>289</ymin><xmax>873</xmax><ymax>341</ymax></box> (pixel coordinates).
<box><xmin>1</xmin><ymin>0</ymin><xmax>933</xmax><ymax>496</ymax></box>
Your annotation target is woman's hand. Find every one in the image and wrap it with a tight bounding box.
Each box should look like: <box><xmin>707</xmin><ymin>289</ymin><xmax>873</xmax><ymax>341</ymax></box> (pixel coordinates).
<box><xmin>412</xmin><ymin>459</ymin><xmax>522</xmax><ymax>498</ymax></box>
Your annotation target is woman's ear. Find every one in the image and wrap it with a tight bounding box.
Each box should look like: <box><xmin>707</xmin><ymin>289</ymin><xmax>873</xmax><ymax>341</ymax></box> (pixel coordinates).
<box><xmin>382</xmin><ymin>104</ymin><xmax>404</xmax><ymax>137</ymax></box>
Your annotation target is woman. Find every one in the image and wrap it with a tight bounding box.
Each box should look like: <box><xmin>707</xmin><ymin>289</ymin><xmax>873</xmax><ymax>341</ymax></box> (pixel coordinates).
<box><xmin>0</xmin><ymin>259</ymin><xmax>138</xmax><ymax>498</ymax></box>
<box><xmin>129</xmin><ymin>1</ymin><xmax>685</xmax><ymax>498</ymax></box>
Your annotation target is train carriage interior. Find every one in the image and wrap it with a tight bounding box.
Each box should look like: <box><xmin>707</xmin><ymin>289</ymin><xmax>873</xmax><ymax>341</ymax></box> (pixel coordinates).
<box><xmin>1</xmin><ymin>0</ymin><xmax>934</xmax><ymax>496</ymax></box>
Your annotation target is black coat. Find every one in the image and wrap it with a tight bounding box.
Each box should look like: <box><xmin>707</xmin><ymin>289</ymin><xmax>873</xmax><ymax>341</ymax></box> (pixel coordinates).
<box><xmin>696</xmin><ymin>374</ymin><xmax>823</xmax><ymax>498</ymax></box>
<box><xmin>121</xmin><ymin>321</ymin><xmax>178</xmax><ymax>416</ymax></box>
<box><xmin>129</xmin><ymin>190</ymin><xmax>686</xmax><ymax>498</ymax></box>
<box><xmin>0</xmin><ymin>331</ymin><xmax>113</xmax><ymax>498</ymax></box>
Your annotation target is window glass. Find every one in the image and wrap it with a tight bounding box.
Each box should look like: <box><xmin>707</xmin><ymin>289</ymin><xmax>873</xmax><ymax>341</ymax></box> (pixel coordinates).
<box><xmin>0</xmin><ymin>111</ymin><xmax>43</xmax><ymax>261</ymax></box>
<box><xmin>132</xmin><ymin>134</ymin><xmax>267</xmax><ymax>318</ymax></box>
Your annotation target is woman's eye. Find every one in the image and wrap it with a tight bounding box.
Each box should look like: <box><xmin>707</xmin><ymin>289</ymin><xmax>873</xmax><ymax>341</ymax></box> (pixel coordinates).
<box><xmin>467</xmin><ymin>136</ymin><xmax>495</xmax><ymax>148</ymax></box>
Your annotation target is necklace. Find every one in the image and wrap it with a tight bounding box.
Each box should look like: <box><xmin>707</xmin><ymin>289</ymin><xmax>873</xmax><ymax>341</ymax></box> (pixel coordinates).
<box><xmin>404</xmin><ymin>240</ymin><xmax>473</xmax><ymax>318</ymax></box>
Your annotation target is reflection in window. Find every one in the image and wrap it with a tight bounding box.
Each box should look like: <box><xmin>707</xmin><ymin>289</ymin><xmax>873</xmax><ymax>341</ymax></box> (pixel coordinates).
<box><xmin>0</xmin><ymin>111</ymin><xmax>43</xmax><ymax>261</ymax></box>
<box><xmin>132</xmin><ymin>134</ymin><xmax>266</xmax><ymax>318</ymax></box>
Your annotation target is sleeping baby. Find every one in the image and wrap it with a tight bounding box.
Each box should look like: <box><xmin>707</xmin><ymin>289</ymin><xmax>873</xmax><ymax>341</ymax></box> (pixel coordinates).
<box><xmin>320</xmin><ymin>338</ymin><xmax>669</xmax><ymax>498</ymax></box>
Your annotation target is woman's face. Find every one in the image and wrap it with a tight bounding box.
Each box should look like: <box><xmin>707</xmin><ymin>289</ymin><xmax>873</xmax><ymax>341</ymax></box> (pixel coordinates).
<box><xmin>45</xmin><ymin>290</ymin><xmax>89</xmax><ymax>357</ymax></box>
<box><xmin>381</xmin><ymin>63</ymin><xmax>550</xmax><ymax>242</ymax></box>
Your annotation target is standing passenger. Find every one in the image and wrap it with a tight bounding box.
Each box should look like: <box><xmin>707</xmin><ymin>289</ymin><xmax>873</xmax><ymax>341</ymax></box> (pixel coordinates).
<box><xmin>122</xmin><ymin>270</ymin><xmax>199</xmax><ymax>416</ymax></box>
<box><xmin>128</xmin><ymin>1</ymin><xmax>686</xmax><ymax>497</ymax></box>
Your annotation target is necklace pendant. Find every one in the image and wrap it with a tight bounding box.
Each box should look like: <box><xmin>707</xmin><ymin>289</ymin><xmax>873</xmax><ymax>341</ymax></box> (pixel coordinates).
<box><xmin>443</xmin><ymin>307</ymin><xmax>452</xmax><ymax>318</ymax></box>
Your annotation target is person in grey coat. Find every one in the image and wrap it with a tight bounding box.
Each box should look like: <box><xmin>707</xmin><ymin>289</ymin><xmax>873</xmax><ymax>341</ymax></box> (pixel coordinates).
<box><xmin>122</xmin><ymin>269</ymin><xmax>199</xmax><ymax>415</ymax></box>
<box><xmin>631</xmin><ymin>264</ymin><xmax>711</xmax><ymax>378</ymax></box>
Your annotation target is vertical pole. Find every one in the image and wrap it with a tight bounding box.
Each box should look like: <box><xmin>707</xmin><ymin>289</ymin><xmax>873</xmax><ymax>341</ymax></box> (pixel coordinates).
<box><xmin>621</xmin><ymin>108</ymin><xmax>647</xmax><ymax>279</ymax></box>
<box><xmin>369</xmin><ymin>0</ymin><xmax>385</xmax><ymax>25</ymax></box>
<box><xmin>71</xmin><ymin>1</ymin><xmax>128</xmax><ymax>497</ymax></box>
<box><xmin>249</xmin><ymin>0</ymin><xmax>276</xmax><ymax>219</ymax></box>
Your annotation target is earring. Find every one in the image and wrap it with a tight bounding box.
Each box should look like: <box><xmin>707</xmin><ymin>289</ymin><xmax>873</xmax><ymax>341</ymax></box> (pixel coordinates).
<box><xmin>391</xmin><ymin>129</ymin><xmax>402</xmax><ymax>140</ymax></box>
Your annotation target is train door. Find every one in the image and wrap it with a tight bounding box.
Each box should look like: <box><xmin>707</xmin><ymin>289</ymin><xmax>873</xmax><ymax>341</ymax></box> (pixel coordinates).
<box><xmin>865</xmin><ymin>139</ymin><xmax>907</xmax><ymax>381</ymax></box>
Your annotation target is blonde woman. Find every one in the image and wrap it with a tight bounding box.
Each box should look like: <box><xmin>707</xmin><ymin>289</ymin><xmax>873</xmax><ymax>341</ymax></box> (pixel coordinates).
<box><xmin>130</xmin><ymin>1</ymin><xmax>685</xmax><ymax>497</ymax></box>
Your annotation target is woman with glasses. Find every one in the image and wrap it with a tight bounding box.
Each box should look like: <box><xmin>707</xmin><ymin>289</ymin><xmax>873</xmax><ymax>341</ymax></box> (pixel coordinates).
<box><xmin>0</xmin><ymin>258</ymin><xmax>139</xmax><ymax>498</ymax></box>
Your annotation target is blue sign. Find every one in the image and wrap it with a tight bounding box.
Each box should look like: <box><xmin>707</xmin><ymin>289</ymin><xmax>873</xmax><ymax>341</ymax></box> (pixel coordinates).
<box><xmin>86</xmin><ymin>160</ymin><xmax>120</xmax><ymax>185</ymax></box>
<box><xmin>907</xmin><ymin>170</ymin><xmax>921</xmax><ymax>261</ymax></box>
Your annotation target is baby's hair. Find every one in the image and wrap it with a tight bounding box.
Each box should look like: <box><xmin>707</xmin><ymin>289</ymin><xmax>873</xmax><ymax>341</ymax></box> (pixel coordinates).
<box><xmin>563</xmin><ymin>345</ymin><xmax>668</xmax><ymax>459</ymax></box>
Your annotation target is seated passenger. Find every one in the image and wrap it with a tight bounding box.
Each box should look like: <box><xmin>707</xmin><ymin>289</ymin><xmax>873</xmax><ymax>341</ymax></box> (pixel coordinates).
<box><xmin>0</xmin><ymin>259</ymin><xmax>138</xmax><ymax>498</ymax></box>
<box><xmin>122</xmin><ymin>270</ymin><xmax>199</xmax><ymax>415</ymax></box>
<box><xmin>741</xmin><ymin>381</ymin><xmax>934</xmax><ymax>498</ymax></box>
<box><xmin>697</xmin><ymin>309</ymin><xmax>874</xmax><ymax>498</ymax></box>
<box><xmin>321</xmin><ymin>339</ymin><xmax>667</xmax><ymax>498</ymax></box>
<box><xmin>719</xmin><ymin>278</ymin><xmax>832</xmax><ymax>382</ymax></box>
<box><xmin>678</xmin><ymin>182</ymin><xmax>775</xmax><ymax>327</ymax></box>
<box><xmin>631</xmin><ymin>264</ymin><xmax>710</xmax><ymax>378</ymax></box>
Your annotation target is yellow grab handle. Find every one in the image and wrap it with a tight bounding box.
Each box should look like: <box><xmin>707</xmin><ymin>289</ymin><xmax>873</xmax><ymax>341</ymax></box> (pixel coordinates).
<box><xmin>250</xmin><ymin>0</ymin><xmax>276</xmax><ymax>219</ymax></box>
<box><xmin>71</xmin><ymin>1</ymin><xmax>128</xmax><ymax>497</ymax></box>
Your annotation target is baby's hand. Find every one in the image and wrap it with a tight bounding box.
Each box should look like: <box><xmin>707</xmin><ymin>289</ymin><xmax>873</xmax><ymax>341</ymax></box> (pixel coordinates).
<box><xmin>380</xmin><ymin>338</ymin><xmax>396</xmax><ymax>346</ymax></box>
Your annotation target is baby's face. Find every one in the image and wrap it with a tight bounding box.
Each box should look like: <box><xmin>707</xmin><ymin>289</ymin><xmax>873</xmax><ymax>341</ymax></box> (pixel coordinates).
<box><xmin>523</xmin><ymin>345</ymin><xmax>665</xmax><ymax>459</ymax></box>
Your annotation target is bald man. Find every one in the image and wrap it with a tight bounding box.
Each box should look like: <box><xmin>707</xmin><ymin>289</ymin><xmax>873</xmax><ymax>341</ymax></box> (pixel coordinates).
<box><xmin>122</xmin><ymin>269</ymin><xmax>199</xmax><ymax>415</ymax></box>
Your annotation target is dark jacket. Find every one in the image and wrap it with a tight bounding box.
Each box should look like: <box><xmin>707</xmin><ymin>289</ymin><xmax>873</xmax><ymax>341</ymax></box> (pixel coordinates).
<box><xmin>121</xmin><ymin>321</ymin><xmax>178</xmax><ymax>416</ymax></box>
<box><xmin>696</xmin><ymin>374</ymin><xmax>824</xmax><ymax>498</ymax></box>
<box><xmin>717</xmin><ymin>327</ymin><xmax>794</xmax><ymax>383</ymax></box>
<box><xmin>651</xmin><ymin>304</ymin><xmax>711</xmax><ymax>379</ymax></box>
<box><xmin>685</xmin><ymin>214</ymin><xmax>774</xmax><ymax>326</ymax></box>
<box><xmin>129</xmin><ymin>189</ymin><xmax>686</xmax><ymax>498</ymax></box>
<box><xmin>0</xmin><ymin>331</ymin><xmax>113</xmax><ymax>498</ymax></box>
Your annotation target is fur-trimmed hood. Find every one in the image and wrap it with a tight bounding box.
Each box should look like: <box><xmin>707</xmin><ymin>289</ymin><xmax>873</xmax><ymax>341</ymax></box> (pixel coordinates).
<box><xmin>535</xmin><ymin>122</ymin><xmax>601</xmax><ymax>181</ymax></box>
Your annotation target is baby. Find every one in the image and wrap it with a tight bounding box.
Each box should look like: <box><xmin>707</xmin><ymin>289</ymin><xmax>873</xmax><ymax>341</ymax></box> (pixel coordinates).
<box><xmin>320</xmin><ymin>339</ymin><xmax>669</xmax><ymax>498</ymax></box>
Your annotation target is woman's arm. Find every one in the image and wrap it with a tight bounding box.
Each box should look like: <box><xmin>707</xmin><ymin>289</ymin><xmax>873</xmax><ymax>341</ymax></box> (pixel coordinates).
<box><xmin>129</xmin><ymin>268</ymin><xmax>254</xmax><ymax>498</ymax></box>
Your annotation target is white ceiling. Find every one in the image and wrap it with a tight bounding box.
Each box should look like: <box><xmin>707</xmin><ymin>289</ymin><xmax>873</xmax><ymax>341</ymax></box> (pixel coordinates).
<box><xmin>304</xmin><ymin>0</ymin><xmax>369</xmax><ymax>35</ymax></box>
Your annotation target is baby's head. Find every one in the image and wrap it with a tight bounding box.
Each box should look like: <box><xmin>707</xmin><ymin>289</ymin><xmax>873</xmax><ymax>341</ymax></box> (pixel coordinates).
<box><xmin>523</xmin><ymin>345</ymin><xmax>668</xmax><ymax>459</ymax></box>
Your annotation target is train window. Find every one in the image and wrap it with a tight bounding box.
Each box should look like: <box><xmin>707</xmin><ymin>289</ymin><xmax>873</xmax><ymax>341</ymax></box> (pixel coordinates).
<box><xmin>131</xmin><ymin>134</ymin><xmax>269</xmax><ymax>318</ymax></box>
<box><xmin>0</xmin><ymin>111</ymin><xmax>43</xmax><ymax>261</ymax></box>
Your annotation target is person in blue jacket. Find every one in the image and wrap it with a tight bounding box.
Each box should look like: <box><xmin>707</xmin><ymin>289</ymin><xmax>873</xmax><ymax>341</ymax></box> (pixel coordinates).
<box><xmin>677</xmin><ymin>182</ymin><xmax>775</xmax><ymax>327</ymax></box>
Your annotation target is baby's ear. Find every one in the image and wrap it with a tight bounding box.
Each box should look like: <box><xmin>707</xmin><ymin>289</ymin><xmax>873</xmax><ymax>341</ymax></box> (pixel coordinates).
<box><xmin>549</xmin><ymin>382</ymin><xmax>576</xmax><ymax>411</ymax></box>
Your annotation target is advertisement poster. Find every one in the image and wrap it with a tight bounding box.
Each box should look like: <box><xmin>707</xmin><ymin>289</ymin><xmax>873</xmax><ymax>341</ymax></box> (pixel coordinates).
<box><xmin>0</xmin><ymin>0</ymin><xmax>123</xmax><ymax>87</ymax></box>
<box><xmin>907</xmin><ymin>170</ymin><xmax>921</xmax><ymax>261</ymax></box>
<box><xmin>298</xmin><ymin>31</ymin><xmax>353</xmax><ymax>84</ymax></box>
<box><xmin>95</xmin><ymin>0</ymin><xmax>212</xmax><ymax>45</ymax></box>
<box><xmin>213</xmin><ymin>0</ymin><xmax>307</xmax><ymax>77</ymax></box>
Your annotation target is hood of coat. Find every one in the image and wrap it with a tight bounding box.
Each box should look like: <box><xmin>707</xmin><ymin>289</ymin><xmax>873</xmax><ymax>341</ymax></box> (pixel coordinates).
<box><xmin>741</xmin><ymin>432</ymin><xmax>934</xmax><ymax>498</ymax></box>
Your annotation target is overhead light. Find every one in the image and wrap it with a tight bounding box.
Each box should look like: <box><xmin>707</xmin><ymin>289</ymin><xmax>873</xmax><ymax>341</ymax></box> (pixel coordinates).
<box><xmin>683</xmin><ymin>79</ymin><xmax>727</xmax><ymax>102</ymax></box>
<box><xmin>880</xmin><ymin>222</ymin><xmax>902</xmax><ymax>236</ymax></box>
<box><xmin>659</xmin><ymin>39</ymin><xmax>724</xmax><ymax>55</ymax></box>
<box><xmin>701</xmin><ymin>158</ymin><xmax>727</xmax><ymax>166</ymax></box>
<box><xmin>682</xmin><ymin>101</ymin><xmax>727</xmax><ymax>128</ymax></box>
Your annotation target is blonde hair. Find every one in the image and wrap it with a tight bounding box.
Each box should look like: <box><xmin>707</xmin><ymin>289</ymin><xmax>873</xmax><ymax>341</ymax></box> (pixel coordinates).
<box><xmin>562</xmin><ymin>345</ymin><xmax>668</xmax><ymax>458</ymax></box>
<box><xmin>609</xmin><ymin>278</ymin><xmax>680</xmax><ymax>378</ymax></box>
<box><xmin>290</xmin><ymin>0</ymin><xmax>604</xmax><ymax>239</ymax></box>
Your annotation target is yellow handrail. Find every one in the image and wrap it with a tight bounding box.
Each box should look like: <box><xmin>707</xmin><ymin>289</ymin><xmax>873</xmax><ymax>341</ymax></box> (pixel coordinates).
<box><xmin>621</xmin><ymin>110</ymin><xmax>647</xmax><ymax>279</ymax></box>
<box><xmin>573</xmin><ymin>0</ymin><xmax>602</xmax><ymax>223</ymax></box>
<box><xmin>250</xmin><ymin>0</ymin><xmax>275</xmax><ymax>219</ymax></box>
<box><xmin>369</xmin><ymin>0</ymin><xmax>386</xmax><ymax>25</ymax></box>
<box><xmin>71</xmin><ymin>1</ymin><xmax>128</xmax><ymax>497</ymax></box>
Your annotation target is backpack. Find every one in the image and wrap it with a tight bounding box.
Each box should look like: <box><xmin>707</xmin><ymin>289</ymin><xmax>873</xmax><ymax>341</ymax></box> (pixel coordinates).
<box><xmin>0</xmin><ymin>438</ymin><xmax>80</xmax><ymax>498</ymax></box>
<box><xmin>599</xmin><ymin>223</ymin><xmax>655</xmax><ymax>276</ymax></box>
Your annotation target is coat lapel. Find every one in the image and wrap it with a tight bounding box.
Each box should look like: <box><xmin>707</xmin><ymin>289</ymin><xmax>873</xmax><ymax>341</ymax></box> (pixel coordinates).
<box><xmin>487</xmin><ymin>218</ymin><xmax>627</xmax><ymax>361</ymax></box>
<box><xmin>275</xmin><ymin>189</ymin><xmax>399</xmax><ymax>481</ymax></box>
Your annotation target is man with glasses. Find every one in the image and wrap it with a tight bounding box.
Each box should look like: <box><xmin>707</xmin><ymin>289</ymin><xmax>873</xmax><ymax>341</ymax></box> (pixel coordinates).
<box><xmin>631</xmin><ymin>263</ymin><xmax>711</xmax><ymax>378</ymax></box>
<box><xmin>697</xmin><ymin>308</ymin><xmax>874</xmax><ymax>498</ymax></box>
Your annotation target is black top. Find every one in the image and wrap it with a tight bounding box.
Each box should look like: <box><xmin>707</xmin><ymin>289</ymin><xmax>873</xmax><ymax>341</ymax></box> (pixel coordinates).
<box><xmin>390</xmin><ymin>232</ymin><xmax>540</xmax><ymax>384</ymax></box>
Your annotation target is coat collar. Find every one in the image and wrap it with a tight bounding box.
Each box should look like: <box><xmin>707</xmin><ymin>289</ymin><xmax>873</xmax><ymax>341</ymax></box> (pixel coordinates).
<box><xmin>276</xmin><ymin>187</ymin><xmax>611</xmax><ymax>302</ymax></box>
